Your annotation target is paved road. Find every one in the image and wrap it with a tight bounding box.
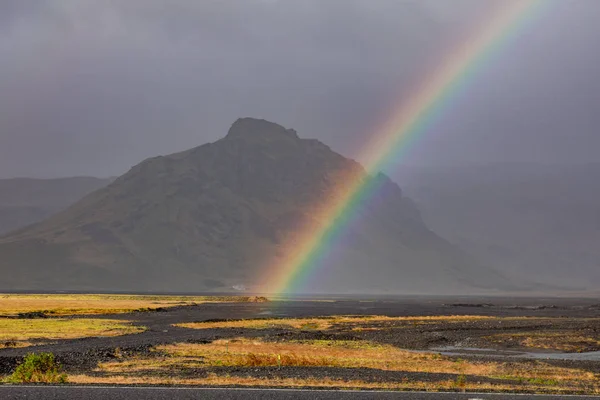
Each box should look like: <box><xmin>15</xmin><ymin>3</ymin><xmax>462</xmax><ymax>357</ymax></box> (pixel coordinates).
<box><xmin>1</xmin><ymin>387</ymin><xmax>599</xmax><ymax>400</ymax></box>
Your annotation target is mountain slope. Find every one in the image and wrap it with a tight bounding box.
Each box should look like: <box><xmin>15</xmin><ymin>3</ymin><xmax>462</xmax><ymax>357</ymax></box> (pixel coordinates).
<box><xmin>0</xmin><ymin>119</ymin><xmax>510</xmax><ymax>293</ymax></box>
<box><xmin>396</xmin><ymin>164</ymin><xmax>600</xmax><ymax>290</ymax></box>
<box><xmin>0</xmin><ymin>177</ymin><xmax>113</xmax><ymax>235</ymax></box>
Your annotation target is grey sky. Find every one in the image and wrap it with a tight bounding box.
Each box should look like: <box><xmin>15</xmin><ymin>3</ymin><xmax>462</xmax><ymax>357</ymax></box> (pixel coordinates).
<box><xmin>0</xmin><ymin>0</ymin><xmax>599</xmax><ymax>178</ymax></box>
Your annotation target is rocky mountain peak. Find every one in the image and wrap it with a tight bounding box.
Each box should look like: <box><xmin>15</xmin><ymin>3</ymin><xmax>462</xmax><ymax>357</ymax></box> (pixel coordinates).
<box><xmin>225</xmin><ymin>118</ymin><xmax>299</xmax><ymax>142</ymax></box>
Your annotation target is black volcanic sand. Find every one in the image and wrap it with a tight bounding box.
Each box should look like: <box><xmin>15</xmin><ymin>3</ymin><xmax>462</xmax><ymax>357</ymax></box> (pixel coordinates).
<box><xmin>1</xmin><ymin>296</ymin><xmax>600</xmax><ymax>380</ymax></box>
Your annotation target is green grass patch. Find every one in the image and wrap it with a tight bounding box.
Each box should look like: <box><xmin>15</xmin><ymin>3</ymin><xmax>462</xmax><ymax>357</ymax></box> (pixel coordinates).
<box><xmin>6</xmin><ymin>353</ymin><xmax>67</xmax><ymax>384</ymax></box>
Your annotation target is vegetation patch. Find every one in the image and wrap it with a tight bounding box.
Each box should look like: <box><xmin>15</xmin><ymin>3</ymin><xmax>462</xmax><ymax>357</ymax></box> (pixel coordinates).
<box><xmin>93</xmin><ymin>338</ymin><xmax>595</xmax><ymax>388</ymax></box>
<box><xmin>76</xmin><ymin>337</ymin><xmax>598</xmax><ymax>394</ymax></box>
<box><xmin>0</xmin><ymin>318</ymin><xmax>145</xmax><ymax>347</ymax></box>
<box><xmin>0</xmin><ymin>294</ymin><xmax>267</xmax><ymax>316</ymax></box>
<box><xmin>177</xmin><ymin>315</ymin><xmax>495</xmax><ymax>331</ymax></box>
<box><xmin>6</xmin><ymin>353</ymin><xmax>67</xmax><ymax>384</ymax></box>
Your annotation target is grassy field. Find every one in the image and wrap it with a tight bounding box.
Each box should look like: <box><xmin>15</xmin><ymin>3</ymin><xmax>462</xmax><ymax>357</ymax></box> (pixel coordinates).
<box><xmin>104</xmin><ymin>337</ymin><xmax>582</xmax><ymax>376</ymax></box>
<box><xmin>76</xmin><ymin>337</ymin><xmax>598</xmax><ymax>393</ymax></box>
<box><xmin>0</xmin><ymin>294</ymin><xmax>266</xmax><ymax>350</ymax></box>
<box><xmin>177</xmin><ymin>315</ymin><xmax>495</xmax><ymax>331</ymax></box>
<box><xmin>0</xmin><ymin>318</ymin><xmax>144</xmax><ymax>348</ymax></box>
<box><xmin>0</xmin><ymin>294</ymin><xmax>267</xmax><ymax>316</ymax></box>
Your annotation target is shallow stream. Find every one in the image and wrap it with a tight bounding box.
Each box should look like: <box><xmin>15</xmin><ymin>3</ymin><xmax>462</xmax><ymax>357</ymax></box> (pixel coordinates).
<box><xmin>431</xmin><ymin>345</ymin><xmax>600</xmax><ymax>361</ymax></box>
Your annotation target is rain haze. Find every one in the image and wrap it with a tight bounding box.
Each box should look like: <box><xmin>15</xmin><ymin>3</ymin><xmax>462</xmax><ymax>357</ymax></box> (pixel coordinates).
<box><xmin>1</xmin><ymin>0</ymin><xmax>599</xmax><ymax>179</ymax></box>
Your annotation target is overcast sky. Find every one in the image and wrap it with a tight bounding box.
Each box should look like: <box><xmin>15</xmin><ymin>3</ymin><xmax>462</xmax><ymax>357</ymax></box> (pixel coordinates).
<box><xmin>1</xmin><ymin>0</ymin><xmax>599</xmax><ymax>178</ymax></box>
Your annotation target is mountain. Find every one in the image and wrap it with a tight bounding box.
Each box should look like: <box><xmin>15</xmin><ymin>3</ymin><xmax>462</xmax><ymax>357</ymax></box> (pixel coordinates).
<box><xmin>0</xmin><ymin>177</ymin><xmax>113</xmax><ymax>235</ymax></box>
<box><xmin>0</xmin><ymin>118</ymin><xmax>510</xmax><ymax>293</ymax></box>
<box><xmin>396</xmin><ymin>164</ymin><xmax>600</xmax><ymax>290</ymax></box>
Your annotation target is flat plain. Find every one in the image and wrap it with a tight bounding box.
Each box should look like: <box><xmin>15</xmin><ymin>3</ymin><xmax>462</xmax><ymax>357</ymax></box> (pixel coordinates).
<box><xmin>1</xmin><ymin>294</ymin><xmax>599</xmax><ymax>395</ymax></box>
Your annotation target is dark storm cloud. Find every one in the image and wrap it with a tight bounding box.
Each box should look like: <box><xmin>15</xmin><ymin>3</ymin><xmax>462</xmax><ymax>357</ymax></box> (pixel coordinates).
<box><xmin>0</xmin><ymin>0</ymin><xmax>599</xmax><ymax>178</ymax></box>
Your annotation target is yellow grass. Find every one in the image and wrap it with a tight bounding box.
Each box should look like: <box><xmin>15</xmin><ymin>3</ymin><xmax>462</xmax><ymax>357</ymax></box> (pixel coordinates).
<box><xmin>487</xmin><ymin>332</ymin><xmax>600</xmax><ymax>352</ymax></box>
<box><xmin>94</xmin><ymin>338</ymin><xmax>596</xmax><ymax>387</ymax></box>
<box><xmin>67</xmin><ymin>373</ymin><xmax>600</xmax><ymax>394</ymax></box>
<box><xmin>0</xmin><ymin>294</ymin><xmax>266</xmax><ymax>316</ymax></box>
<box><xmin>177</xmin><ymin>315</ymin><xmax>496</xmax><ymax>331</ymax></box>
<box><xmin>0</xmin><ymin>318</ymin><xmax>145</xmax><ymax>345</ymax></box>
<box><xmin>46</xmin><ymin>326</ymin><xmax>600</xmax><ymax>394</ymax></box>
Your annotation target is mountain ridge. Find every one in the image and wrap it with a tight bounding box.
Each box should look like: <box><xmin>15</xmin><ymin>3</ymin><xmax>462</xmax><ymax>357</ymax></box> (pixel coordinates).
<box><xmin>0</xmin><ymin>176</ymin><xmax>114</xmax><ymax>236</ymax></box>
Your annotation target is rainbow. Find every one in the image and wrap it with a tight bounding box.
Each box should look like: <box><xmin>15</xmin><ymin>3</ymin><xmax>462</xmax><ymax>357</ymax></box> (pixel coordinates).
<box><xmin>265</xmin><ymin>0</ymin><xmax>547</xmax><ymax>294</ymax></box>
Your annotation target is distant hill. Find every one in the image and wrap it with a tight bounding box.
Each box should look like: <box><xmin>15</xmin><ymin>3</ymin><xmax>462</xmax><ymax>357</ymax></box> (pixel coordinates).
<box><xmin>396</xmin><ymin>163</ymin><xmax>600</xmax><ymax>290</ymax></box>
<box><xmin>0</xmin><ymin>118</ymin><xmax>511</xmax><ymax>293</ymax></box>
<box><xmin>0</xmin><ymin>177</ymin><xmax>113</xmax><ymax>235</ymax></box>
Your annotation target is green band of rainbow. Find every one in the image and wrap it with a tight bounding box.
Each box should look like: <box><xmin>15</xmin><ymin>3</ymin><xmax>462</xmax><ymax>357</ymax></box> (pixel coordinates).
<box><xmin>265</xmin><ymin>0</ymin><xmax>548</xmax><ymax>294</ymax></box>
